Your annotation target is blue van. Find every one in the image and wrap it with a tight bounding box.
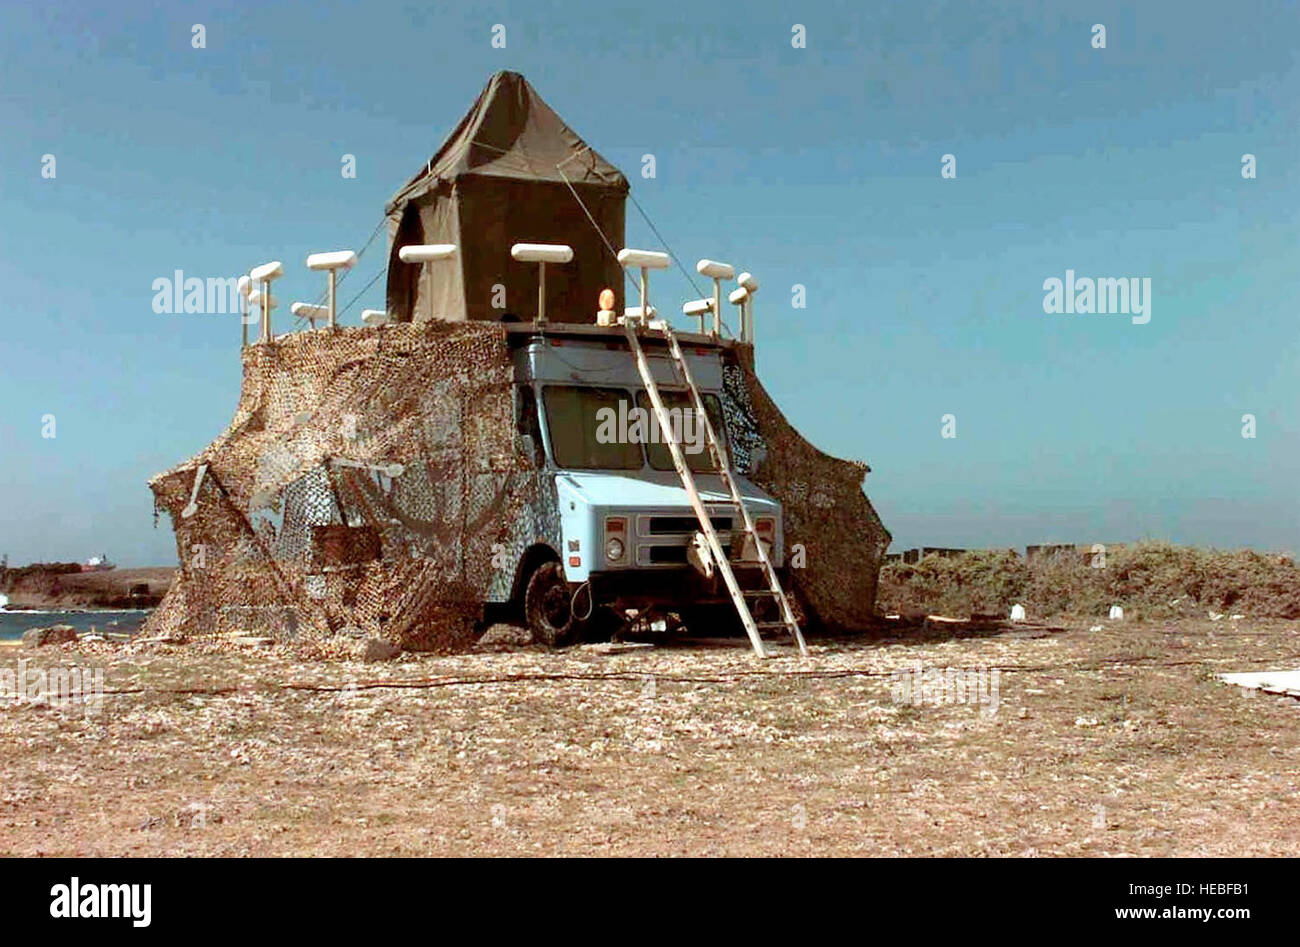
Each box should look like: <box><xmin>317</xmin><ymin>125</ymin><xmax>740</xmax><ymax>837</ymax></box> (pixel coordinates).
<box><xmin>499</xmin><ymin>326</ymin><xmax>784</xmax><ymax>644</ymax></box>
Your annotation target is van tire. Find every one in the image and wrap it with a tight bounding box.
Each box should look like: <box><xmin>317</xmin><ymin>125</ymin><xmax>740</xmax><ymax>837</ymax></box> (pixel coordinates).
<box><xmin>524</xmin><ymin>561</ymin><xmax>577</xmax><ymax>647</ymax></box>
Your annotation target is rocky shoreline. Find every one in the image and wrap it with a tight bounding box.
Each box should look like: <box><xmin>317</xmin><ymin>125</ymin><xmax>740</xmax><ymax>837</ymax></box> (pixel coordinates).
<box><xmin>0</xmin><ymin>566</ymin><xmax>175</xmax><ymax>611</ymax></box>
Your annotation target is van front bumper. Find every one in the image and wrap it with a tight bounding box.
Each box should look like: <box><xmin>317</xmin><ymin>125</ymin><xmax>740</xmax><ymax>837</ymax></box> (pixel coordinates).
<box><xmin>586</xmin><ymin>564</ymin><xmax>782</xmax><ymax>612</ymax></box>
<box><xmin>587</xmin><ymin>568</ymin><xmax>728</xmax><ymax>611</ymax></box>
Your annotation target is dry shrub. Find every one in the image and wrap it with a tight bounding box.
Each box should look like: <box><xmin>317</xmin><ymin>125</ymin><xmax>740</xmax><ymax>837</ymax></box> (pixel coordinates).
<box><xmin>877</xmin><ymin>549</ymin><xmax>1027</xmax><ymax>616</ymax></box>
<box><xmin>879</xmin><ymin>542</ymin><xmax>1300</xmax><ymax>620</ymax></box>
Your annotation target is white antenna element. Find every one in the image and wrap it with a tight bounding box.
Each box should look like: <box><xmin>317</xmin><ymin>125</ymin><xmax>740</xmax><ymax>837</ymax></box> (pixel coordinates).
<box><xmin>617</xmin><ymin>249</ymin><xmax>670</xmax><ymax>269</ymax></box>
<box><xmin>249</xmin><ymin>261</ymin><xmax>283</xmax><ymax>281</ymax></box>
<box><xmin>305</xmin><ymin>249</ymin><xmax>357</xmax><ymax>329</ymax></box>
<box><xmin>696</xmin><ymin>259</ymin><xmax>734</xmax><ymax>337</ymax></box>
<box><xmin>237</xmin><ymin>275</ymin><xmax>253</xmax><ymax>348</ymax></box>
<box><xmin>617</xmin><ymin>248</ymin><xmax>670</xmax><ymax>327</ymax></box>
<box><xmin>291</xmin><ymin>302</ymin><xmax>331</xmax><ymax>328</ymax></box>
<box><xmin>361</xmin><ymin>309</ymin><xmax>390</xmax><ymax>327</ymax></box>
<box><xmin>682</xmin><ymin>298</ymin><xmax>713</xmax><ymax>334</ymax></box>
<box><xmin>510</xmin><ymin>244</ymin><xmax>573</xmax><ymax>264</ymax></box>
<box><xmin>511</xmin><ymin>243</ymin><xmax>574</xmax><ymax>325</ymax></box>
<box><xmin>306</xmin><ymin>250</ymin><xmax>358</xmax><ymax>269</ymax></box>
<box><xmin>250</xmin><ymin>261</ymin><xmax>283</xmax><ymax>344</ymax></box>
<box><xmin>624</xmin><ymin>306</ymin><xmax>657</xmax><ymax>319</ymax></box>
<box><xmin>696</xmin><ymin>259</ymin><xmax>734</xmax><ymax>280</ymax></box>
<box><xmin>728</xmin><ymin>286</ymin><xmax>749</xmax><ymax>338</ymax></box>
<box><xmin>397</xmin><ymin>244</ymin><xmax>458</xmax><ymax>322</ymax></box>
<box><xmin>736</xmin><ymin>272</ymin><xmax>758</xmax><ymax>343</ymax></box>
<box><xmin>397</xmin><ymin>244</ymin><xmax>457</xmax><ymax>263</ymax></box>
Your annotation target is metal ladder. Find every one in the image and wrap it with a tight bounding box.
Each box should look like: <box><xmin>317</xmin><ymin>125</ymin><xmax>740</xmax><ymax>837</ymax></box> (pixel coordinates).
<box><xmin>622</xmin><ymin>320</ymin><xmax>807</xmax><ymax>659</ymax></box>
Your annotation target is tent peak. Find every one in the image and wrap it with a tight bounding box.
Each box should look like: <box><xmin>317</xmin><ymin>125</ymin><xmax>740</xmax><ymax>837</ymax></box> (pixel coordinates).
<box><xmin>386</xmin><ymin>72</ymin><xmax>627</xmax><ymax>215</ymax></box>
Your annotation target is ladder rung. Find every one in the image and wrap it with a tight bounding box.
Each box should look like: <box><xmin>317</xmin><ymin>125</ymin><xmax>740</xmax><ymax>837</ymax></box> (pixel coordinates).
<box><xmin>742</xmin><ymin>589</ymin><xmax>779</xmax><ymax>597</ymax></box>
<box><xmin>755</xmin><ymin>621</ymin><xmax>797</xmax><ymax>630</ymax></box>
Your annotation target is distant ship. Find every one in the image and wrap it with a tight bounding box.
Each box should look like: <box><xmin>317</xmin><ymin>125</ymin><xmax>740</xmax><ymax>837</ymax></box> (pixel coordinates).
<box><xmin>81</xmin><ymin>553</ymin><xmax>115</xmax><ymax>572</ymax></box>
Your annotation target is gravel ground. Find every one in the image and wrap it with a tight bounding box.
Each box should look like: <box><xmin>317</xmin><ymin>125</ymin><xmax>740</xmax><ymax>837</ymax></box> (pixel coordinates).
<box><xmin>1</xmin><ymin>617</ymin><xmax>1297</xmax><ymax>856</ymax></box>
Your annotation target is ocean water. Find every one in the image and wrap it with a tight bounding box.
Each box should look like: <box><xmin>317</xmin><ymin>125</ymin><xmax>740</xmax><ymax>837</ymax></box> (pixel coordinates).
<box><xmin>0</xmin><ymin>609</ymin><xmax>151</xmax><ymax>641</ymax></box>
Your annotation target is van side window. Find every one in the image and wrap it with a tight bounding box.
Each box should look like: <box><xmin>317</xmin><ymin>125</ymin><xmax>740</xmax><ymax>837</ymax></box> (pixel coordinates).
<box><xmin>515</xmin><ymin>385</ymin><xmax>544</xmax><ymax>466</ymax></box>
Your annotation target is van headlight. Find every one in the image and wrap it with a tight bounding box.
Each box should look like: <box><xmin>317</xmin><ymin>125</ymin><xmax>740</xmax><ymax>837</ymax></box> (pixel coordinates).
<box><xmin>605</xmin><ymin>537</ymin><xmax>625</xmax><ymax>562</ymax></box>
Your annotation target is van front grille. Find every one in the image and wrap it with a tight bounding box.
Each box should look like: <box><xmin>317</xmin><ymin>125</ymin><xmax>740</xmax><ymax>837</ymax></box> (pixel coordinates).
<box><xmin>646</xmin><ymin>543</ymin><xmax>733</xmax><ymax>564</ymax></box>
<box><xmin>646</xmin><ymin>515</ymin><xmax>732</xmax><ymax>535</ymax></box>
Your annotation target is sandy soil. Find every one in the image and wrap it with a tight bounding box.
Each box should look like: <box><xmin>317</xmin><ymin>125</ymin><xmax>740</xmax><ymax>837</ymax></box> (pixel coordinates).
<box><xmin>1</xmin><ymin>617</ymin><xmax>1297</xmax><ymax>856</ymax></box>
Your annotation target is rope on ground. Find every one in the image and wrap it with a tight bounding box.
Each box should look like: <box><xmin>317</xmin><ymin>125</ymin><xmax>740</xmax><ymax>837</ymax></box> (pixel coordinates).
<box><xmin>92</xmin><ymin>653</ymin><xmax>1231</xmax><ymax>699</ymax></box>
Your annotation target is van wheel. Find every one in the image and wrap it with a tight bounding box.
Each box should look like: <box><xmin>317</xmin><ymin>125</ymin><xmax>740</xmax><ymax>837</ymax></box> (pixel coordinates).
<box><xmin>524</xmin><ymin>561</ymin><xmax>577</xmax><ymax>646</ymax></box>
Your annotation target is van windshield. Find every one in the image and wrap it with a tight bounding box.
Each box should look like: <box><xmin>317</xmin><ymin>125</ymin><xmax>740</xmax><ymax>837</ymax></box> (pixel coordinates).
<box><xmin>542</xmin><ymin>386</ymin><xmax>644</xmax><ymax>470</ymax></box>
<box><xmin>636</xmin><ymin>391</ymin><xmax>726</xmax><ymax>473</ymax></box>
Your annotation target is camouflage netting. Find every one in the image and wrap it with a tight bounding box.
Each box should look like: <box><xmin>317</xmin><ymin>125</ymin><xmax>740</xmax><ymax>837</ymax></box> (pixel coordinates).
<box><xmin>144</xmin><ymin>325</ymin><xmax>888</xmax><ymax>649</ymax></box>
<box><xmin>144</xmin><ymin>71</ymin><xmax>888</xmax><ymax>649</ymax></box>
<box><xmin>724</xmin><ymin>347</ymin><xmax>890</xmax><ymax>629</ymax></box>
<box><xmin>145</xmin><ymin>322</ymin><xmax>534</xmax><ymax>650</ymax></box>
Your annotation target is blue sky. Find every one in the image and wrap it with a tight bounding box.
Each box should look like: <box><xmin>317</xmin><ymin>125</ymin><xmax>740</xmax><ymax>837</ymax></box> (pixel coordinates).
<box><xmin>1</xmin><ymin>0</ymin><xmax>1297</xmax><ymax>566</ymax></box>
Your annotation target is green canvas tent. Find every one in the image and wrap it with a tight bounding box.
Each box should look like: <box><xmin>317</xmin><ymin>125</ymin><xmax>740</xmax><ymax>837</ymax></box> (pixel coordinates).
<box><xmin>384</xmin><ymin>71</ymin><xmax>629</xmax><ymax>324</ymax></box>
